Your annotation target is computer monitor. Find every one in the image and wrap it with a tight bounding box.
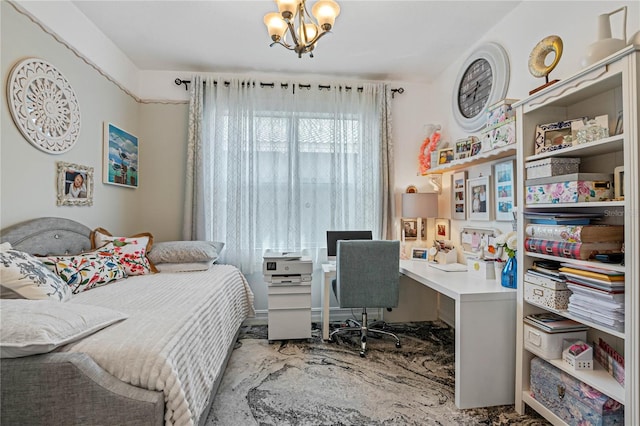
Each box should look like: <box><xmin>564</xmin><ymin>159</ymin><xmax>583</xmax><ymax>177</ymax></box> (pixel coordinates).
<box><xmin>326</xmin><ymin>230</ymin><xmax>373</xmax><ymax>262</ymax></box>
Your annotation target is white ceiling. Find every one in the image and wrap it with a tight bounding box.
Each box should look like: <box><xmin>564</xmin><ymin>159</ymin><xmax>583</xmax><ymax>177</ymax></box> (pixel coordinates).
<box><xmin>71</xmin><ymin>1</ymin><xmax>521</xmax><ymax>84</ymax></box>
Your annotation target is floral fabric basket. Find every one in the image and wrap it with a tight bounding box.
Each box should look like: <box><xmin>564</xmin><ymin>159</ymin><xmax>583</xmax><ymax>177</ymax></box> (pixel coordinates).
<box><xmin>530</xmin><ymin>357</ymin><xmax>624</xmax><ymax>424</ymax></box>
<box><xmin>525</xmin><ymin>173</ymin><xmax>613</xmax><ymax>204</ymax></box>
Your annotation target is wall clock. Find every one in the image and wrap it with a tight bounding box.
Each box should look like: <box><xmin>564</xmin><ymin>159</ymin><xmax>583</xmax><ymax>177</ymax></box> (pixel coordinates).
<box><xmin>452</xmin><ymin>42</ymin><xmax>510</xmax><ymax>133</ymax></box>
<box><xmin>7</xmin><ymin>58</ymin><xmax>81</xmax><ymax>154</ymax></box>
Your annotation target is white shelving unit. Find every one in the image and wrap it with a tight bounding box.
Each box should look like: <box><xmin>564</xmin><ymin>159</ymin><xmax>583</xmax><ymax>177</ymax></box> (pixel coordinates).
<box><xmin>513</xmin><ymin>46</ymin><xmax>639</xmax><ymax>425</ymax></box>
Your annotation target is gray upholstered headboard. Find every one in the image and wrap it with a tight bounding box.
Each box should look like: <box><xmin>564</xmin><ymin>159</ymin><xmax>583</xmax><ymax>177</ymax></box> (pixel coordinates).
<box><xmin>0</xmin><ymin>217</ymin><xmax>92</xmax><ymax>256</ymax></box>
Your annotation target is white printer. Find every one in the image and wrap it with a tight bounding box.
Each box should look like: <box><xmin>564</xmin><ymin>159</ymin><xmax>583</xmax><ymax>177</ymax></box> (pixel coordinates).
<box><xmin>263</xmin><ymin>251</ymin><xmax>313</xmax><ymax>341</ymax></box>
<box><xmin>262</xmin><ymin>251</ymin><xmax>312</xmax><ymax>284</ymax></box>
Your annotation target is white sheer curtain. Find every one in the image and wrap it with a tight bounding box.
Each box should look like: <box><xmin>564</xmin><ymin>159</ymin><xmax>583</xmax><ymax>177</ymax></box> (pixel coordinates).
<box><xmin>184</xmin><ymin>75</ymin><xmax>394</xmax><ymax>274</ymax></box>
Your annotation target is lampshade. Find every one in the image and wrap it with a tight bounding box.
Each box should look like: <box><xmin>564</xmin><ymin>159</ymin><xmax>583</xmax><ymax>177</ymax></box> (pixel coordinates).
<box><xmin>264</xmin><ymin>0</ymin><xmax>340</xmax><ymax>58</ymax></box>
<box><xmin>264</xmin><ymin>12</ymin><xmax>287</xmax><ymax>41</ymax></box>
<box><xmin>402</xmin><ymin>193</ymin><xmax>438</xmax><ymax>218</ymax></box>
<box><xmin>312</xmin><ymin>0</ymin><xmax>340</xmax><ymax>30</ymax></box>
<box><xmin>276</xmin><ymin>0</ymin><xmax>298</xmax><ymax>19</ymax></box>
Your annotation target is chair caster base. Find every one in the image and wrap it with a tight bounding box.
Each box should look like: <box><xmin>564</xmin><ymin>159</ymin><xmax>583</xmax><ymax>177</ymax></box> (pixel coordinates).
<box><xmin>359</xmin><ymin>351</ymin><xmax>365</xmax><ymax>357</ymax></box>
<box><xmin>395</xmin><ymin>342</ymin><xmax>401</xmax><ymax>348</ymax></box>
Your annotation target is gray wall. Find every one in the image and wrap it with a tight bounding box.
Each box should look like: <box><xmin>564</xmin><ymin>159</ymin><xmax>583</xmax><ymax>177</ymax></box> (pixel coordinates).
<box><xmin>137</xmin><ymin>102</ymin><xmax>189</xmax><ymax>241</ymax></box>
<box><xmin>1</xmin><ymin>2</ymin><xmax>186</xmax><ymax>239</ymax></box>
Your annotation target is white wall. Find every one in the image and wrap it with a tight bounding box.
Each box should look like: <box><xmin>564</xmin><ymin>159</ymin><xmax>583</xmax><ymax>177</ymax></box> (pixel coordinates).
<box><xmin>2</xmin><ymin>0</ymin><xmax>638</xmax><ymax>316</ymax></box>
<box><xmin>1</xmin><ymin>2</ymin><xmax>142</xmax><ymax>235</ymax></box>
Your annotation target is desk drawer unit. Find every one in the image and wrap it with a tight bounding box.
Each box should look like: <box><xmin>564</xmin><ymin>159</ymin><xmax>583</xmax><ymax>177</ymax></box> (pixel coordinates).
<box><xmin>267</xmin><ymin>284</ymin><xmax>311</xmax><ymax>341</ymax></box>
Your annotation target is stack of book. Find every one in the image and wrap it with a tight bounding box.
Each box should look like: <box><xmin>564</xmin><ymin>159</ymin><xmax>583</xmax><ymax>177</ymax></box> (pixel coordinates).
<box><xmin>529</xmin><ymin>260</ymin><xmax>562</xmax><ymax>278</ymax></box>
<box><xmin>559</xmin><ymin>264</ymin><xmax>625</xmax><ymax>332</ymax></box>
<box><xmin>524</xmin><ymin>212</ymin><xmax>602</xmax><ymax>226</ymax></box>
<box><xmin>524</xmin><ymin>312</ymin><xmax>589</xmax><ymax>334</ymax></box>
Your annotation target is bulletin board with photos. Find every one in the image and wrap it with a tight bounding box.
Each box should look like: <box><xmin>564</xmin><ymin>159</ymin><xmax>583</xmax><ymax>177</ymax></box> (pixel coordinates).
<box><xmin>460</xmin><ymin>227</ymin><xmax>499</xmax><ymax>258</ymax></box>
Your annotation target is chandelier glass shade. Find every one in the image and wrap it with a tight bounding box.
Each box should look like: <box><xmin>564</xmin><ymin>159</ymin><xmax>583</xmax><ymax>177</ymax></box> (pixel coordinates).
<box><xmin>264</xmin><ymin>0</ymin><xmax>340</xmax><ymax>58</ymax></box>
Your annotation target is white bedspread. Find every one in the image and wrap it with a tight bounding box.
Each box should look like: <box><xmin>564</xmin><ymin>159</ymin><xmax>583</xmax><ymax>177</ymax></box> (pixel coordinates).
<box><xmin>61</xmin><ymin>265</ymin><xmax>255</xmax><ymax>425</ymax></box>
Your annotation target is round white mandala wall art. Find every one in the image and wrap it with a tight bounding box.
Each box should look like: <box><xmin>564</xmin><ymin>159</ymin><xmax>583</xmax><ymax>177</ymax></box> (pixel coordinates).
<box><xmin>7</xmin><ymin>58</ymin><xmax>81</xmax><ymax>154</ymax></box>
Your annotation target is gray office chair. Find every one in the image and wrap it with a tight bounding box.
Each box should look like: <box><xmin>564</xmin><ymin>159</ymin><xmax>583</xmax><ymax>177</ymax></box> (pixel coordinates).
<box><xmin>329</xmin><ymin>240</ymin><xmax>401</xmax><ymax>357</ymax></box>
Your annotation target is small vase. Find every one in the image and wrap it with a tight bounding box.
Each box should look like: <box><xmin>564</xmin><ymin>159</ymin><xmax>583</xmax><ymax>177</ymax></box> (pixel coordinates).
<box><xmin>501</xmin><ymin>256</ymin><xmax>517</xmax><ymax>289</ymax></box>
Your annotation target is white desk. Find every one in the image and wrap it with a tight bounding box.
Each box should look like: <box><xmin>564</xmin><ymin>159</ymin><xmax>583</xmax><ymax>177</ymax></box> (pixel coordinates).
<box><xmin>321</xmin><ymin>263</ymin><xmax>337</xmax><ymax>342</ymax></box>
<box><xmin>321</xmin><ymin>260</ymin><xmax>517</xmax><ymax>409</ymax></box>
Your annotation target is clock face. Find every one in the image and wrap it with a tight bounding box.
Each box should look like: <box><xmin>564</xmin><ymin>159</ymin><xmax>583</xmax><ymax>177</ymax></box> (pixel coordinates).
<box><xmin>458</xmin><ymin>58</ymin><xmax>493</xmax><ymax>119</ymax></box>
<box><xmin>452</xmin><ymin>43</ymin><xmax>510</xmax><ymax>133</ymax></box>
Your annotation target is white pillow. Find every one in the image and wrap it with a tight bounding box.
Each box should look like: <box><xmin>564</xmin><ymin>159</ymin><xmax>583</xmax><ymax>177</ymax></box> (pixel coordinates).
<box><xmin>0</xmin><ymin>299</ymin><xmax>127</xmax><ymax>358</ymax></box>
<box><xmin>147</xmin><ymin>241</ymin><xmax>223</xmax><ymax>264</ymax></box>
<box><xmin>0</xmin><ymin>249</ymin><xmax>72</xmax><ymax>302</ymax></box>
<box><xmin>155</xmin><ymin>260</ymin><xmax>214</xmax><ymax>273</ymax></box>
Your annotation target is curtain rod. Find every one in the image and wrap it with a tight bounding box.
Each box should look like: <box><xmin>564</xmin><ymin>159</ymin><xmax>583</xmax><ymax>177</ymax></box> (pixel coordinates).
<box><xmin>174</xmin><ymin>78</ymin><xmax>405</xmax><ymax>98</ymax></box>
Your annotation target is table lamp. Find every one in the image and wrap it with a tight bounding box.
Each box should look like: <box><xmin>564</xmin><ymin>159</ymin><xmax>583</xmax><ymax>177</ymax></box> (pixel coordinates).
<box><xmin>401</xmin><ymin>193</ymin><xmax>438</xmax><ymax>241</ymax></box>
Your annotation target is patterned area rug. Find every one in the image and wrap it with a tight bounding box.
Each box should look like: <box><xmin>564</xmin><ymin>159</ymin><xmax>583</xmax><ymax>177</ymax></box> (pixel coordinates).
<box><xmin>205</xmin><ymin>322</ymin><xmax>549</xmax><ymax>425</ymax></box>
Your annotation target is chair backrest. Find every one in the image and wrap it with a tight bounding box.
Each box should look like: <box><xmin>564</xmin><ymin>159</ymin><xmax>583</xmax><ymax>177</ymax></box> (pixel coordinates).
<box><xmin>335</xmin><ymin>240</ymin><xmax>400</xmax><ymax>309</ymax></box>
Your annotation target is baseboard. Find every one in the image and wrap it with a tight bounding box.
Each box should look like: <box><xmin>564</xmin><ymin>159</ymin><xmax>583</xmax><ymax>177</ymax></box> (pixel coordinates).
<box><xmin>242</xmin><ymin>307</ymin><xmax>382</xmax><ymax>326</ymax></box>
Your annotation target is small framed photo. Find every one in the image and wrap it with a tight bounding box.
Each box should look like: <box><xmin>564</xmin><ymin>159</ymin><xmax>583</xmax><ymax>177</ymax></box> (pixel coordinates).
<box><xmin>454</xmin><ymin>137</ymin><xmax>476</xmax><ymax>160</ymax></box>
<box><xmin>614</xmin><ymin>111</ymin><xmax>623</xmax><ymax>135</ymax></box>
<box><xmin>435</xmin><ymin>218</ymin><xmax>450</xmax><ymax>240</ymax></box>
<box><xmin>411</xmin><ymin>247</ymin><xmax>429</xmax><ymax>261</ymax></box>
<box><xmin>470</xmin><ymin>139</ymin><xmax>482</xmax><ymax>156</ymax></box>
<box><xmin>57</xmin><ymin>162</ymin><xmax>93</xmax><ymax>206</ymax></box>
<box><xmin>614</xmin><ymin>166</ymin><xmax>624</xmax><ymax>199</ymax></box>
<box><xmin>437</xmin><ymin>148</ymin><xmax>454</xmax><ymax>165</ymax></box>
<box><xmin>452</xmin><ymin>171</ymin><xmax>467</xmax><ymax>220</ymax></box>
<box><xmin>467</xmin><ymin>175</ymin><xmax>492</xmax><ymax>221</ymax></box>
<box><xmin>494</xmin><ymin>159</ymin><xmax>516</xmax><ymax>221</ymax></box>
<box><xmin>104</xmin><ymin>122</ymin><xmax>139</xmax><ymax>188</ymax></box>
<box><xmin>401</xmin><ymin>218</ymin><xmax>418</xmax><ymax>241</ymax></box>
<box><xmin>534</xmin><ymin>118</ymin><xmax>584</xmax><ymax>154</ymax></box>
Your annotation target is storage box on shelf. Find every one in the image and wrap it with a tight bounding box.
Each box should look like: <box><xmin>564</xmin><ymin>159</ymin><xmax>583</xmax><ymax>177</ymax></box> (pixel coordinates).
<box><xmin>525</xmin><ymin>173</ymin><xmax>613</xmax><ymax>204</ymax></box>
<box><xmin>486</xmin><ymin>98</ymin><xmax>518</xmax><ymax>128</ymax></box>
<box><xmin>524</xmin><ymin>272</ymin><xmax>571</xmax><ymax>310</ymax></box>
<box><xmin>524</xmin><ymin>323</ymin><xmax>588</xmax><ymax>360</ymax></box>
<box><xmin>514</xmin><ymin>46</ymin><xmax>638</xmax><ymax>425</ymax></box>
<box><xmin>525</xmin><ymin>157</ymin><xmax>580</xmax><ymax>179</ymax></box>
<box><xmin>481</xmin><ymin>118</ymin><xmax>516</xmax><ymax>152</ymax></box>
<box><xmin>530</xmin><ymin>357</ymin><xmax>624</xmax><ymax>425</ymax></box>
<box><xmin>562</xmin><ymin>340</ymin><xmax>594</xmax><ymax>371</ymax></box>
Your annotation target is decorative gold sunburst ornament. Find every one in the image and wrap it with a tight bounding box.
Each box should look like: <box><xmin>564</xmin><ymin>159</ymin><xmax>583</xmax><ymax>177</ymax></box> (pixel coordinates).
<box><xmin>7</xmin><ymin>58</ymin><xmax>81</xmax><ymax>154</ymax></box>
<box><xmin>528</xmin><ymin>35</ymin><xmax>563</xmax><ymax>95</ymax></box>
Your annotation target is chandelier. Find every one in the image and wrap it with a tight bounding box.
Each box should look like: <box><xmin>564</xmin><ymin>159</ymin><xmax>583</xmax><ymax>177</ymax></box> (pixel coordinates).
<box><xmin>263</xmin><ymin>0</ymin><xmax>341</xmax><ymax>58</ymax></box>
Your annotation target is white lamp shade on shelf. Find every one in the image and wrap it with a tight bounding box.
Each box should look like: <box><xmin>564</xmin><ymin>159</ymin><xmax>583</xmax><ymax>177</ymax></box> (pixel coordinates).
<box><xmin>402</xmin><ymin>193</ymin><xmax>438</xmax><ymax>218</ymax></box>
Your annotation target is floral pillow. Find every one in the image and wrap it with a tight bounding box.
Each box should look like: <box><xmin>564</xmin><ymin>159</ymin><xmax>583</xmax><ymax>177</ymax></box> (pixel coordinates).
<box><xmin>0</xmin><ymin>247</ymin><xmax>72</xmax><ymax>302</ymax></box>
<box><xmin>41</xmin><ymin>244</ymin><xmax>127</xmax><ymax>294</ymax></box>
<box><xmin>91</xmin><ymin>228</ymin><xmax>157</xmax><ymax>275</ymax></box>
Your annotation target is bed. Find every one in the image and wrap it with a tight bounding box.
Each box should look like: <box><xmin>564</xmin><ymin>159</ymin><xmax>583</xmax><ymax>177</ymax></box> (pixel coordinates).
<box><xmin>0</xmin><ymin>217</ymin><xmax>255</xmax><ymax>425</ymax></box>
